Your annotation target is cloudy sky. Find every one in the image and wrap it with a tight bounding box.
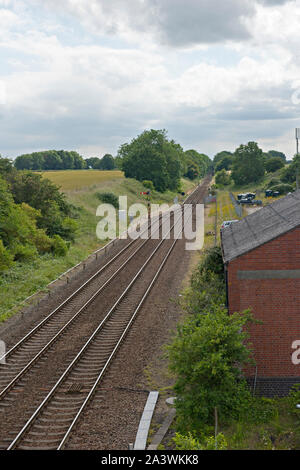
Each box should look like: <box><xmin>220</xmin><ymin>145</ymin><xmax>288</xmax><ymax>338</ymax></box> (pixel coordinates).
<box><xmin>1</xmin><ymin>0</ymin><xmax>300</xmax><ymax>160</ymax></box>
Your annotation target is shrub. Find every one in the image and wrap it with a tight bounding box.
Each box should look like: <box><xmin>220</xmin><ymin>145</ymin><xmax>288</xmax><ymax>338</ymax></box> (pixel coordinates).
<box><xmin>0</xmin><ymin>239</ymin><xmax>14</xmax><ymax>272</ymax></box>
<box><xmin>287</xmin><ymin>384</ymin><xmax>300</xmax><ymax>415</ymax></box>
<box><xmin>142</xmin><ymin>180</ymin><xmax>155</xmax><ymax>191</ymax></box>
<box><xmin>215</xmin><ymin>169</ymin><xmax>231</xmax><ymax>187</ymax></box>
<box><xmin>33</xmin><ymin>229</ymin><xmax>53</xmax><ymax>254</ymax></box>
<box><xmin>266</xmin><ymin>177</ymin><xmax>281</xmax><ymax>189</ymax></box>
<box><xmin>269</xmin><ymin>183</ymin><xmax>294</xmax><ymax>194</ymax></box>
<box><xmin>12</xmin><ymin>244</ymin><xmax>38</xmax><ymax>261</ymax></box>
<box><xmin>199</xmin><ymin>246</ymin><xmax>224</xmax><ymax>280</ymax></box>
<box><xmin>51</xmin><ymin>234</ymin><xmax>68</xmax><ymax>257</ymax></box>
<box><xmin>96</xmin><ymin>192</ymin><xmax>119</xmax><ymax>209</ymax></box>
<box><xmin>168</xmin><ymin>307</ymin><xmax>254</xmax><ymax>431</ymax></box>
<box><xmin>173</xmin><ymin>432</ymin><xmax>228</xmax><ymax>450</ymax></box>
<box><xmin>265</xmin><ymin>157</ymin><xmax>285</xmax><ymax>173</ymax></box>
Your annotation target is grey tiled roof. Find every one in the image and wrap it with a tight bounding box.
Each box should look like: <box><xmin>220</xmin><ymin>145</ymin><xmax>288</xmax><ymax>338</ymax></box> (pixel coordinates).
<box><xmin>221</xmin><ymin>191</ymin><xmax>300</xmax><ymax>263</ymax></box>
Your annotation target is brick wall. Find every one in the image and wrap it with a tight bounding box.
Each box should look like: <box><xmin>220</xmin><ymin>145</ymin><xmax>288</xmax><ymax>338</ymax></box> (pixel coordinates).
<box><xmin>227</xmin><ymin>227</ymin><xmax>300</xmax><ymax>395</ymax></box>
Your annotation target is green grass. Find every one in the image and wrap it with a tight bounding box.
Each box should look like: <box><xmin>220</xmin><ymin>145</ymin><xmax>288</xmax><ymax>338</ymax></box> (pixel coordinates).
<box><xmin>0</xmin><ymin>173</ymin><xmax>196</xmax><ymax>323</ymax></box>
<box><xmin>221</xmin><ymin>397</ymin><xmax>300</xmax><ymax>450</ymax></box>
<box><xmin>41</xmin><ymin>169</ymin><xmax>124</xmax><ymax>191</ymax></box>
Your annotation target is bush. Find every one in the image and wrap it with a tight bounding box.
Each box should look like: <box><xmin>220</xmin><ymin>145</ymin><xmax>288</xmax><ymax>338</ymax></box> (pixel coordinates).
<box><xmin>287</xmin><ymin>384</ymin><xmax>300</xmax><ymax>415</ymax></box>
<box><xmin>268</xmin><ymin>183</ymin><xmax>294</xmax><ymax>195</ymax></box>
<box><xmin>96</xmin><ymin>192</ymin><xmax>119</xmax><ymax>209</ymax></box>
<box><xmin>168</xmin><ymin>307</ymin><xmax>254</xmax><ymax>431</ymax></box>
<box><xmin>51</xmin><ymin>235</ymin><xmax>68</xmax><ymax>257</ymax></box>
<box><xmin>266</xmin><ymin>177</ymin><xmax>281</xmax><ymax>189</ymax></box>
<box><xmin>142</xmin><ymin>180</ymin><xmax>155</xmax><ymax>191</ymax></box>
<box><xmin>0</xmin><ymin>239</ymin><xmax>14</xmax><ymax>272</ymax></box>
<box><xmin>199</xmin><ymin>246</ymin><xmax>224</xmax><ymax>280</ymax></box>
<box><xmin>12</xmin><ymin>244</ymin><xmax>38</xmax><ymax>261</ymax></box>
<box><xmin>265</xmin><ymin>157</ymin><xmax>285</xmax><ymax>173</ymax></box>
<box><xmin>215</xmin><ymin>169</ymin><xmax>231</xmax><ymax>187</ymax></box>
<box><xmin>33</xmin><ymin>229</ymin><xmax>53</xmax><ymax>254</ymax></box>
<box><xmin>173</xmin><ymin>432</ymin><xmax>228</xmax><ymax>450</ymax></box>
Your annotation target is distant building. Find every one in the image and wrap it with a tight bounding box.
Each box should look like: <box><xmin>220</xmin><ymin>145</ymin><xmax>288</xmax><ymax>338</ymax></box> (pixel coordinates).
<box><xmin>221</xmin><ymin>192</ymin><xmax>300</xmax><ymax>396</ymax></box>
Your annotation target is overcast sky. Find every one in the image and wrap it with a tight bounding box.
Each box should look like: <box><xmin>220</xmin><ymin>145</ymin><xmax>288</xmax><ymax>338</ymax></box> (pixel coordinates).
<box><xmin>1</xmin><ymin>0</ymin><xmax>300</xmax><ymax>159</ymax></box>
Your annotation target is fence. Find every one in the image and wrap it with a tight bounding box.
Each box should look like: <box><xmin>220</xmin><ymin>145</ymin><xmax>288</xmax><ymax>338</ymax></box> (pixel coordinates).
<box><xmin>229</xmin><ymin>192</ymin><xmax>242</xmax><ymax>218</ymax></box>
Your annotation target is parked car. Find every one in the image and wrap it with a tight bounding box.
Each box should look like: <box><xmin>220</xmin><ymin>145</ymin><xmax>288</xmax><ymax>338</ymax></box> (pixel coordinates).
<box><xmin>265</xmin><ymin>190</ymin><xmax>280</xmax><ymax>198</ymax></box>
<box><xmin>221</xmin><ymin>220</ymin><xmax>239</xmax><ymax>229</ymax></box>
<box><xmin>238</xmin><ymin>198</ymin><xmax>254</xmax><ymax>205</ymax></box>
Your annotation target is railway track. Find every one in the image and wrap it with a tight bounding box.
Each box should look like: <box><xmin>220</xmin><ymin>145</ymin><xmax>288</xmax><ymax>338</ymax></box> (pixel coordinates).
<box><xmin>0</xmin><ymin>178</ymin><xmax>210</xmax><ymax>450</ymax></box>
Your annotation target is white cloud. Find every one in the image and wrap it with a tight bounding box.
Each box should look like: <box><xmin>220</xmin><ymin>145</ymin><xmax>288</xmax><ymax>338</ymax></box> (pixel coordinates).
<box><xmin>0</xmin><ymin>0</ymin><xmax>300</xmax><ymax>159</ymax></box>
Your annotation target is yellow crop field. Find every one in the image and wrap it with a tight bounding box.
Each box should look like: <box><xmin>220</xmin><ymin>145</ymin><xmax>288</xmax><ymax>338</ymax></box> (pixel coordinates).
<box><xmin>41</xmin><ymin>170</ymin><xmax>124</xmax><ymax>191</ymax></box>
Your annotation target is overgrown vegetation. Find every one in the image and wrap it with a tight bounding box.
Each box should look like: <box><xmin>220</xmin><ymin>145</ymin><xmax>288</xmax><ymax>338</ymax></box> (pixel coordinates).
<box><xmin>168</xmin><ymin>247</ymin><xmax>300</xmax><ymax>450</ymax></box>
<box><xmin>212</xmin><ymin>142</ymin><xmax>300</xmax><ymax>194</ymax></box>
<box><xmin>0</xmin><ymin>158</ymin><xmax>77</xmax><ymax>274</ymax></box>
<box><xmin>118</xmin><ymin>129</ymin><xmax>211</xmax><ymax>192</ymax></box>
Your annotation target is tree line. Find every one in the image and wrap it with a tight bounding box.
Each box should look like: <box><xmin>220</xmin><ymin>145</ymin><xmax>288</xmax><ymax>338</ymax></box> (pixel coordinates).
<box><xmin>10</xmin><ymin>130</ymin><xmax>213</xmax><ymax>193</ymax></box>
<box><xmin>14</xmin><ymin>150</ymin><xmax>117</xmax><ymax>172</ymax></box>
<box><xmin>213</xmin><ymin>143</ymin><xmax>298</xmax><ymax>193</ymax></box>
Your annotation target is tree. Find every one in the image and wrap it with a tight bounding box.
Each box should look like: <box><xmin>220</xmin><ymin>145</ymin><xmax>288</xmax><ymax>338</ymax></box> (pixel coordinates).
<box><xmin>231</xmin><ymin>142</ymin><xmax>265</xmax><ymax>186</ymax></box>
<box><xmin>0</xmin><ymin>156</ymin><xmax>13</xmax><ymax>173</ymax></box>
<box><xmin>213</xmin><ymin>151</ymin><xmax>233</xmax><ymax>166</ymax></box>
<box><xmin>268</xmin><ymin>150</ymin><xmax>286</xmax><ymax>162</ymax></box>
<box><xmin>119</xmin><ymin>129</ymin><xmax>182</xmax><ymax>192</ymax></box>
<box><xmin>99</xmin><ymin>154</ymin><xmax>116</xmax><ymax>170</ymax></box>
<box><xmin>85</xmin><ymin>157</ymin><xmax>101</xmax><ymax>169</ymax></box>
<box><xmin>14</xmin><ymin>150</ymin><xmax>86</xmax><ymax>171</ymax></box>
<box><xmin>168</xmin><ymin>307</ymin><xmax>254</xmax><ymax>430</ymax></box>
<box><xmin>265</xmin><ymin>157</ymin><xmax>285</xmax><ymax>173</ymax></box>
<box><xmin>214</xmin><ymin>155</ymin><xmax>233</xmax><ymax>172</ymax></box>
<box><xmin>184</xmin><ymin>150</ymin><xmax>211</xmax><ymax>180</ymax></box>
<box><xmin>215</xmin><ymin>169</ymin><xmax>231</xmax><ymax>186</ymax></box>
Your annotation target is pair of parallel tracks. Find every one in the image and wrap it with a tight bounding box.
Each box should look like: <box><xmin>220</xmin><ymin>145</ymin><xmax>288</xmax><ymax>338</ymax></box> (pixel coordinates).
<box><xmin>0</xmin><ymin>179</ymin><xmax>210</xmax><ymax>450</ymax></box>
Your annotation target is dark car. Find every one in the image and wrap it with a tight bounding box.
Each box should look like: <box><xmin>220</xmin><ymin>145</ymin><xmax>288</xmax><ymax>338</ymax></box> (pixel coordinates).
<box><xmin>245</xmin><ymin>193</ymin><xmax>256</xmax><ymax>200</ymax></box>
<box><xmin>238</xmin><ymin>198</ymin><xmax>254</xmax><ymax>205</ymax></box>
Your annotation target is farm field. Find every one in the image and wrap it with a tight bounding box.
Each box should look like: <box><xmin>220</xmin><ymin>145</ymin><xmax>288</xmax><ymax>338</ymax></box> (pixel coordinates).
<box><xmin>41</xmin><ymin>170</ymin><xmax>124</xmax><ymax>191</ymax></box>
<box><xmin>0</xmin><ymin>171</ymin><xmax>196</xmax><ymax>322</ymax></box>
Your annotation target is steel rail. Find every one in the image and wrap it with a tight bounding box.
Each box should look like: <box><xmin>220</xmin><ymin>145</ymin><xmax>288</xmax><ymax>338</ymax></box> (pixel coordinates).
<box><xmin>0</xmin><ymin>209</ymin><xmax>181</xmax><ymax>400</ymax></box>
<box><xmin>0</xmin><ymin>204</ymin><xmax>182</xmax><ymax>365</ymax></box>
<box><xmin>6</xmin><ymin>203</ymin><xmax>188</xmax><ymax>450</ymax></box>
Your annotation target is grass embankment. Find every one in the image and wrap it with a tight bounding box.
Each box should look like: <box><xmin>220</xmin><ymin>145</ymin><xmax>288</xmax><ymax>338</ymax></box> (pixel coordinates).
<box><xmin>0</xmin><ymin>171</ymin><xmax>196</xmax><ymax>323</ymax></box>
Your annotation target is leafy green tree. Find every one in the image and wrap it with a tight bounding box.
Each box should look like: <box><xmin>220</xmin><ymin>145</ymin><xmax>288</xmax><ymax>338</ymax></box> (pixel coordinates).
<box><xmin>231</xmin><ymin>142</ymin><xmax>265</xmax><ymax>186</ymax></box>
<box><xmin>168</xmin><ymin>307</ymin><xmax>254</xmax><ymax>430</ymax></box>
<box><xmin>85</xmin><ymin>157</ymin><xmax>101</xmax><ymax>169</ymax></box>
<box><xmin>214</xmin><ymin>155</ymin><xmax>233</xmax><ymax>172</ymax></box>
<box><xmin>0</xmin><ymin>156</ymin><xmax>14</xmax><ymax>175</ymax></box>
<box><xmin>184</xmin><ymin>150</ymin><xmax>211</xmax><ymax>180</ymax></box>
<box><xmin>6</xmin><ymin>171</ymin><xmax>77</xmax><ymax>240</ymax></box>
<box><xmin>268</xmin><ymin>150</ymin><xmax>286</xmax><ymax>161</ymax></box>
<box><xmin>215</xmin><ymin>169</ymin><xmax>231</xmax><ymax>186</ymax></box>
<box><xmin>265</xmin><ymin>157</ymin><xmax>285</xmax><ymax>173</ymax></box>
<box><xmin>14</xmin><ymin>150</ymin><xmax>86</xmax><ymax>171</ymax></box>
<box><xmin>119</xmin><ymin>129</ymin><xmax>181</xmax><ymax>192</ymax></box>
<box><xmin>213</xmin><ymin>151</ymin><xmax>233</xmax><ymax>166</ymax></box>
<box><xmin>99</xmin><ymin>154</ymin><xmax>116</xmax><ymax>170</ymax></box>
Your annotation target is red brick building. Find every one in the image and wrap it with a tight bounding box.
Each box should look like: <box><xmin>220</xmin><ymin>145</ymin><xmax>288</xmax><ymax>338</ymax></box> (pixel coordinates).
<box><xmin>221</xmin><ymin>192</ymin><xmax>300</xmax><ymax>396</ymax></box>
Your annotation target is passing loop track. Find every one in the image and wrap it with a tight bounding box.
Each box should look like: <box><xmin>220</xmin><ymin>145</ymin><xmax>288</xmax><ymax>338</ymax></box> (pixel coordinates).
<box><xmin>0</xmin><ymin>177</ymin><xmax>211</xmax><ymax>450</ymax></box>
